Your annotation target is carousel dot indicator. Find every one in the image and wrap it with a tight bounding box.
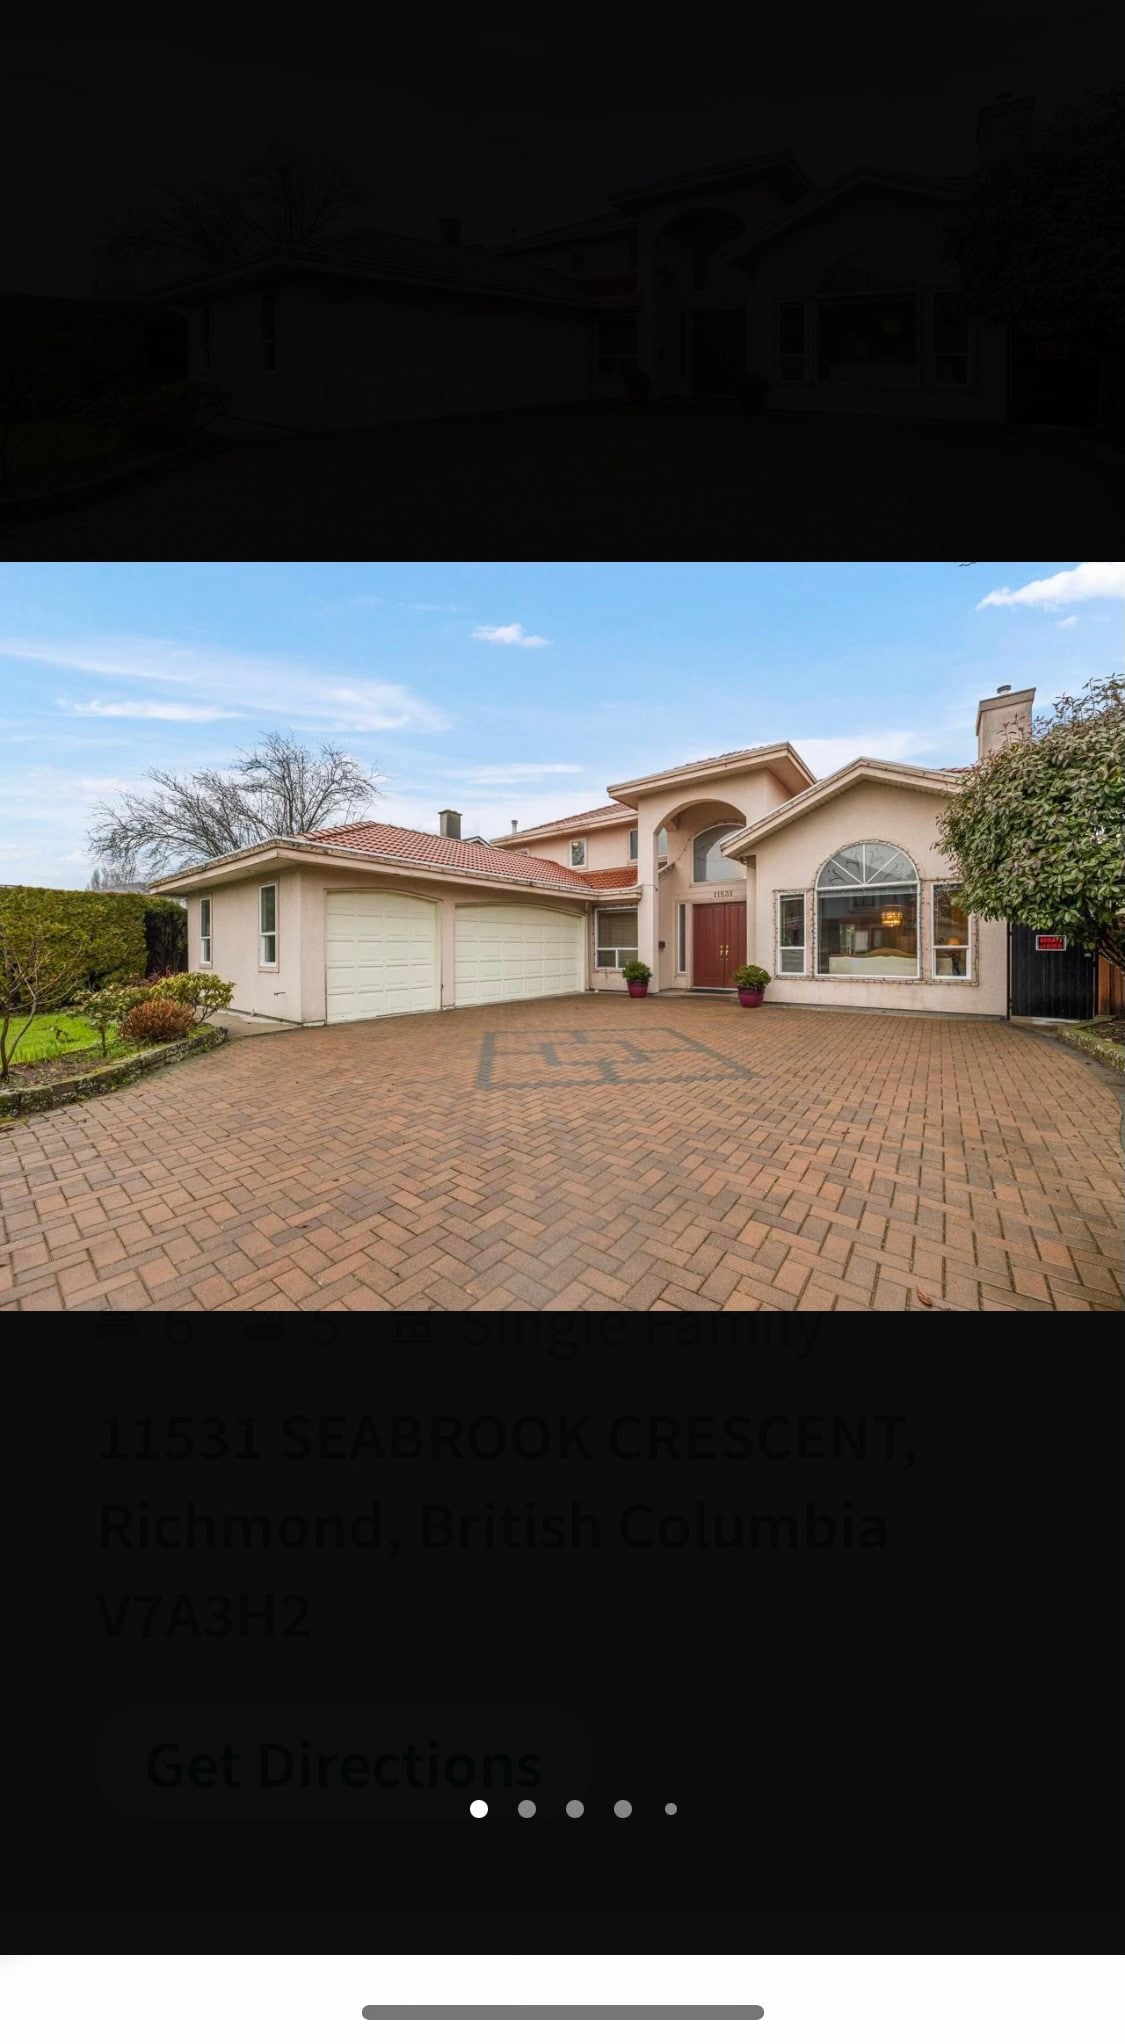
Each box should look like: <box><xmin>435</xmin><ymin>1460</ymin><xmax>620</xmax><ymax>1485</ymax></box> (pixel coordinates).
<box><xmin>469</xmin><ymin>1799</ymin><xmax>488</xmax><ymax>1819</ymax></box>
<box><xmin>665</xmin><ymin>1803</ymin><xmax>678</xmax><ymax>1815</ymax></box>
<box><xmin>517</xmin><ymin>1800</ymin><xmax>536</xmax><ymax>1818</ymax></box>
<box><xmin>614</xmin><ymin>1800</ymin><xmax>632</xmax><ymax>1818</ymax></box>
<box><xmin>566</xmin><ymin>1799</ymin><xmax>584</xmax><ymax>1818</ymax></box>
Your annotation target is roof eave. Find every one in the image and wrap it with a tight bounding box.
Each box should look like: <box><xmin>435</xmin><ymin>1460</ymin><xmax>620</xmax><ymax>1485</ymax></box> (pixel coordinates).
<box><xmin>721</xmin><ymin>759</ymin><xmax>966</xmax><ymax>854</ymax></box>
<box><xmin>150</xmin><ymin>836</ymin><xmax>610</xmax><ymax>901</ymax></box>
<box><xmin>606</xmin><ymin>743</ymin><xmax>814</xmax><ymax>802</ymax></box>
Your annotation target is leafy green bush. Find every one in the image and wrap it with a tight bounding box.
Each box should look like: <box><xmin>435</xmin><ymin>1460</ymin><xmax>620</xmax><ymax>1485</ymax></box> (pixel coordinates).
<box><xmin>77</xmin><ymin>983</ymin><xmax>152</xmax><ymax>1055</ymax></box>
<box><xmin>621</xmin><ymin>959</ymin><xmax>652</xmax><ymax>982</ymax></box>
<box><xmin>115</xmin><ymin>380</ymin><xmax>232</xmax><ymax>454</ymax></box>
<box><xmin>143</xmin><ymin>899</ymin><xmax>188</xmax><ymax>976</ymax></box>
<box><xmin>0</xmin><ymin>900</ymin><xmax>88</xmax><ymax>1080</ymax></box>
<box><xmin>120</xmin><ymin>998</ymin><xmax>195</xmax><ymax>1045</ymax></box>
<box><xmin>733</xmin><ymin>963</ymin><xmax>771</xmax><ymax>988</ymax></box>
<box><xmin>0</xmin><ymin>886</ymin><xmax>177</xmax><ymax>991</ymax></box>
<box><xmin>150</xmin><ymin>971</ymin><xmax>234</xmax><ymax>1021</ymax></box>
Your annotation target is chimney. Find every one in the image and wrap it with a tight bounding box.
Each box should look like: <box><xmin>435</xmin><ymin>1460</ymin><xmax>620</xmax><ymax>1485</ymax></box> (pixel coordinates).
<box><xmin>976</xmin><ymin>94</ymin><xmax>1034</xmax><ymax>169</ymax></box>
<box><xmin>511</xmin><ymin>818</ymin><xmax>519</xmax><ymax>833</ymax></box>
<box><xmin>438</xmin><ymin>216</ymin><xmax>461</xmax><ymax>247</ymax></box>
<box><xmin>438</xmin><ymin>808</ymin><xmax>462</xmax><ymax>839</ymax></box>
<box><xmin>976</xmin><ymin>685</ymin><xmax>1035</xmax><ymax>760</ymax></box>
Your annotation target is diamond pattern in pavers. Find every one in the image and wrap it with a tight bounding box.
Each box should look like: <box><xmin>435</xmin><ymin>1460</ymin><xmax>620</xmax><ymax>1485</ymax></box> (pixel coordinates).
<box><xmin>0</xmin><ymin>996</ymin><xmax>1121</xmax><ymax>1311</ymax></box>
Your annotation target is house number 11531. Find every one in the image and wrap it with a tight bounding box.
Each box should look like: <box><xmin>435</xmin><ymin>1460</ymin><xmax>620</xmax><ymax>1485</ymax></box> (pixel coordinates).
<box><xmin>712</xmin><ymin>888</ymin><xmax>735</xmax><ymax>899</ymax></box>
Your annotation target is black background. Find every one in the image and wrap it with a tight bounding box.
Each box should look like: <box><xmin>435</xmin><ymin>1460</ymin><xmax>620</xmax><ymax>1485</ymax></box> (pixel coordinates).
<box><xmin>6</xmin><ymin>1319</ymin><xmax>1122</xmax><ymax>1955</ymax></box>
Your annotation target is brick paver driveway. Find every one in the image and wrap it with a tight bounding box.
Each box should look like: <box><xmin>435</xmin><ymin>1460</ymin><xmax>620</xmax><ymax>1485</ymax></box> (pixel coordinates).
<box><xmin>1</xmin><ymin>998</ymin><xmax>1120</xmax><ymax>1311</ymax></box>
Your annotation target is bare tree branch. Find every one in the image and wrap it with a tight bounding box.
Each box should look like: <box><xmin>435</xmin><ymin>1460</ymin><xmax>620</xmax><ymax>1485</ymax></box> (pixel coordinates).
<box><xmin>88</xmin><ymin>732</ymin><xmax>381</xmax><ymax>878</ymax></box>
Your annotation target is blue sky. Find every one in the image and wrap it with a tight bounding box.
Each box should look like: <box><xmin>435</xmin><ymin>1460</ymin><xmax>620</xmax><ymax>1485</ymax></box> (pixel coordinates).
<box><xmin>0</xmin><ymin>560</ymin><xmax>1120</xmax><ymax>886</ymax></box>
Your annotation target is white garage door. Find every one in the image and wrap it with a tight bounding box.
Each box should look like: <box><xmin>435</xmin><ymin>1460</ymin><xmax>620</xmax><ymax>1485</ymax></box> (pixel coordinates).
<box><xmin>326</xmin><ymin>893</ymin><xmax>439</xmax><ymax>1022</ymax></box>
<box><xmin>455</xmin><ymin>903</ymin><xmax>586</xmax><ymax>1007</ymax></box>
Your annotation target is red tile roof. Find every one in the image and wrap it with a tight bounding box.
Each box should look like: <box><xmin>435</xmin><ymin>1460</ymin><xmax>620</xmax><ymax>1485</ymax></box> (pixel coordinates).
<box><xmin>585</xmin><ymin>865</ymin><xmax>641</xmax><ymax>890</ymax></box>
<box><xmin>495</xmin><ymin>801</ymin><xmax>636</xmax><ymax>841</ymax></box>
<box><xmin>153</xmin><ymin>231</ymin><xmax>593</xmax><ymax>310</ymax></box>
<box><xmin>303</xmin><ymin>821</ymin><xmax>632</xmax><ymax>892</ymax></box>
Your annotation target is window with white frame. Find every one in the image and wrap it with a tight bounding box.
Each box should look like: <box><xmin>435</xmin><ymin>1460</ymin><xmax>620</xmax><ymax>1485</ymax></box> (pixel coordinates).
<box><xmin>932</xmin><ymin>291</ymin><xmax>970</xmax><ymax>385</ymax></box>
<box><xmin>628</xmin><ymin>826</ymin><xmax>639</xmax><ymax>861</ymax></box>
<box><xmin>259</xmin><ymin>882</ymin><xmax>277</xmax><ymax>966</ymax></box>
<box><xmin>777</xmin><ymin>893</ymin><xmax>805</xmax><ymax>973</ymax></box>
<box><xmin>692</xmin><ymin>825</ymin><xmax>743</xmax><ymax>882</ymax></box>
<box><xmin>260</xmin><ymin>293</ymin><xmax>277</xmax><ymax>371</ymax></box>
<box><xmin>596</xmin><ymin>908</ymin><xmax>639</xmax><ymax>970</ymax></box>
<box><xmin>778</xmin><ymin>299</ymin><xmax>806</xmax><ymax>380</ymax></box>
<box><xmin>570</xmin><ymin>839</ymin><xmax>587</xmax><ymax>867</ymax></box>
<box><xmin>932</xmin><ymin>882</ymin><xmax>970</xmax><ymax>977</ymax></box>
<box><xmin>199</xmin><ymin>895</ymin><xmax>212</xmax><ymax>965</ymax></box>
<box><xmin>816</xmin><ymin>841</ymin><xmax>919</xmax><ymax>976</ymax></box>
<box><xmin>676</xmin><ymin>901</ymin><xmax>687</xmax><ymax>974</ymax></box>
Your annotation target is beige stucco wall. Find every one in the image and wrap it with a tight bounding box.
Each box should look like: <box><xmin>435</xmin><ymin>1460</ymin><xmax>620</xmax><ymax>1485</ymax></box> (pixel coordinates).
<box><xmin>633</xmin><ymin>765</ymin><xmax>798</xmax><ymax>990</ymax></box>
<box><xmin>187</xmin><ymin>277</ymin><xmax>592</xmax><ymax>434</ymax></box>
<box><xmin>184</xmin><ymin>861</ymin><xmax>599</xmax><ymax>1021</ymax></box>
<box><xmin>511</xmin><ymin>821</ymin><xmax>636</xmax><ymax>871</ymax></box>
<box><xmin>744</xmin><ymin>781</ymin><xmax>1007</xmax><ymax>1014</ymax></box>
<box><xmin>184</xmin><ymin>867</ymin><xmax>306</xmax><ymax>1023</ymax></box>
<box><xmin>744</xmin><ymin>189</ymin><xmax>1008</xmax><ymax>422</ymax></box>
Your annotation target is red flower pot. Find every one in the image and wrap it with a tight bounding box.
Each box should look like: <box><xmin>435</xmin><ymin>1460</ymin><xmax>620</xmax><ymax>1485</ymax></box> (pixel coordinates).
<box><xmin>737</xmin><ymin>988</ymin><xmax>764</xmax><ymax>1007</ymax></box>
<box><xmin>627</xmin><ymin>979</ymin><xmax>649</xmax><ymax>997</ymax></box>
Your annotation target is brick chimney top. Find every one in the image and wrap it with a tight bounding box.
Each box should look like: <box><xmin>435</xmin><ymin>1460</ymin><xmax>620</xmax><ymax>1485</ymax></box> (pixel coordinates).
<box><xmin>438</xmin><ymin>809</ymin><xmax>462</xmax><ymax>838</ymax></box>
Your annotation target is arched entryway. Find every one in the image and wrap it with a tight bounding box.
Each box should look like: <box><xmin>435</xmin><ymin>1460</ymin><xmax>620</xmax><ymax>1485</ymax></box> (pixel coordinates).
<box><xmin>654</xmin><ymin>206</ymin><xmax>748</xmax><ymax>397</ymax></box>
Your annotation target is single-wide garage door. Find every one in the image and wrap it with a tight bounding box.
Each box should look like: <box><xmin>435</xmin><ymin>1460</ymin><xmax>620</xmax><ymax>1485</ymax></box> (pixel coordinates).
<box><xmin>455</xmin><ymin>903</ymin><xmax>586</xmax><ymax>1007</ymax></box>
<box><xmin>326</xmin><ymin>893</ymin><xmax>439</xmax><ymax>1022</ymax></box>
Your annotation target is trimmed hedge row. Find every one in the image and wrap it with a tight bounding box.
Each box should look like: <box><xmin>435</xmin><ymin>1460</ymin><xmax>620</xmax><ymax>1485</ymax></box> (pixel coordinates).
<box><xmin>0</xmin><ymin>886</ymin><xmax>186</xmax><ymax>986</ymax></box>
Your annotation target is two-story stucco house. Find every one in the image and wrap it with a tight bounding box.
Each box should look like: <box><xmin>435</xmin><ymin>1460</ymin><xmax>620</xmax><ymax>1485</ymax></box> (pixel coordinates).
<box><xmin>164</xmin><ymin>97</ymin><xmax>1079</xmax><ymax>436</ymax></box>
<box><xmin>152</xmin><ymin>685</ymin><xmax>1082</xmax><ymax>1027</ymax></box>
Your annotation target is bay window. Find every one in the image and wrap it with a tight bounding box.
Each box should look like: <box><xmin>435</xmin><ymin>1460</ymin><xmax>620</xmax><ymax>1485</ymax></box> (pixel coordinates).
<box><xmin>933</xmin><ymin>882</ymin><xmax>970</xmax><ymax>977</ymax></box>
<box><xmin>816</xmin><ymin>842</ymin><xmax>919</xmax><ymax>976</ymax></box>
<box><xmin>777</xmin><ymin>893</ymin><xmax>805</xmax><ymax>973</ymax></box>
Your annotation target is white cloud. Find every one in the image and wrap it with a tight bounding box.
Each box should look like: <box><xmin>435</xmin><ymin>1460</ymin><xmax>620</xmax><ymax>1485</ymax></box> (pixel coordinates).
<box><xmin>458</xmin><ymin>763</ymin><xmax>583</xmax><ymax>785</ymax></box>
<box><xmin>58</xmin><ymin>697</ymin><xmax>239</xmax><ymax>722</ymax></box>
<box><xmin>976</xmin><ymin>562</ymin><xmax>1125</xmax><ymax>611</ymax></box>
<box><xmin>792</xmin><ymin>730</ymin><xmax>951</xmax><ymax>778</ymax></box>
<box><xmin>1055</xmin><ymin>614</ymin><xmax>1079</xmax><ymax>629</ymax></box>
<box><xmin>0</xmin><ymin>633</ymin><xmax>449</xmax><ymax>734</ymax></box>
<box><xmin>471</xmin><ymin>623</ymin><xmax>551</xmax><ymax>648</ymax></box>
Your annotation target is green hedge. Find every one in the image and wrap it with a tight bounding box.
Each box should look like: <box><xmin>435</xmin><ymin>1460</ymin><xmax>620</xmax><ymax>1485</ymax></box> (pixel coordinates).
<box><xmin>0</xmin><ymin>887</ymin><xmax>186</xmax><ymax>989</ymax></box>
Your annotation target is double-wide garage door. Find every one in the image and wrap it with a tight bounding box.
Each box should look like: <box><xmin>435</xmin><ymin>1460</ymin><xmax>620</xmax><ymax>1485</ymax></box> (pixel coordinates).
<box><xmin>455</xmin><ymin>903</ymin><xmax>585</xmax><ymax>1007</ymax></box>
<box><xmin>325</xmin><ymin>893</ymin><xmax>586</xmax><ymax>1021</ymax></box>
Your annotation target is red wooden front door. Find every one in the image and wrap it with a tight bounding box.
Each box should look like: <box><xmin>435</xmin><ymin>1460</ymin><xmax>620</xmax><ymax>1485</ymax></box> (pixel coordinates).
<box><xmin>692</xmin><ymin>903</ymin><xmax>746</xmax><ymax>987</ymax></box>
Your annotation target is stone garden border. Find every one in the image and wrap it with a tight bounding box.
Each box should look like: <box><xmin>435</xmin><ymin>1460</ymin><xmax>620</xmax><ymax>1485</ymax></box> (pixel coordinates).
<box><xmin>0</xmin><ymin>1025</ymin><xmax>227</xmax><ymax>1119</ymax></box>
<box><xmin>1057</xmin><ymin>1021</ymin><xmax>1125</xmax><ymax>1076</ymax></box>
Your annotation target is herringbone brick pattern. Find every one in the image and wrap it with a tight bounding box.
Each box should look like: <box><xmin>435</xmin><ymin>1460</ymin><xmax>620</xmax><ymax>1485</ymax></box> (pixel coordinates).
<box><xmin>0</xmin><ymin>997</ymin><xmax>1120</xmax><ymax>1312</ymax></box>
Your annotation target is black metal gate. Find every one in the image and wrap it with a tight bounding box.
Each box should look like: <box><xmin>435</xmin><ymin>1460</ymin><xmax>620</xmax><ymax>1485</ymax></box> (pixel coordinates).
<box><xmin>1009</xmin><ymin>925</ymin><xmax>1097</xmax><ymax>1020</ymax></box>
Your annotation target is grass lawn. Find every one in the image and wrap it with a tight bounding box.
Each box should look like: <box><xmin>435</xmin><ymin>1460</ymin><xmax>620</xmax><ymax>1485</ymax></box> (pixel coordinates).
<box><xmin>2</xmin><ymin>417</ymin><xmax>126</xmax><ymax>486</ymax></box>
<box><xmin>7</xmin><ymin>1011</ymin><xmax>103</xmax><ymax>1064</ymax></box>
<box><xmin>5</xmin><ymin>403</ymin><xmax>1120</xmax><ymax>555</ymax></box>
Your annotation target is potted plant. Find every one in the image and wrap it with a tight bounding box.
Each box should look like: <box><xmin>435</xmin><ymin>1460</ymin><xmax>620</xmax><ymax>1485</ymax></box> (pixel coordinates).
<box><xmin>622</xmin><ymin>960</ymin><xmax>652</xmax><ymax>998</ymax></box>
<box><xmin>737</xmin><ymin>371</ymin><xmax>769</xmax><ymax>414</ymax></box>
<box><xmin>733</xmin><ymin>963</ymin><xmax>770</xmax><ymax>1007</ymax></box>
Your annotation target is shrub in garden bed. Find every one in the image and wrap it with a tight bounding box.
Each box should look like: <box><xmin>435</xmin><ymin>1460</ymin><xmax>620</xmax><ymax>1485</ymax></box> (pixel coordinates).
<box><xmin>120</xmin><ymin>998</ymin><xmax>195</xmax><ymax>1045</ymax></box>
<box><xmin>148</xmin><ymin>971</ymin><xmax>234</xmax><ymax>1021</ymax></box>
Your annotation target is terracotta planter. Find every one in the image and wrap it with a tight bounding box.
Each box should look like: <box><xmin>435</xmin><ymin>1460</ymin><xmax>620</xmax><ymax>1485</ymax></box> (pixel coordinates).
<box><xmin>626</xmin><ymin>980</ymin><xmax>649</xmax><ymax>998</ymax></box>
<box><xmin>737</xmin><ymin>987</ymin><xmax>764</xmax><ymax>1007</ymax></box>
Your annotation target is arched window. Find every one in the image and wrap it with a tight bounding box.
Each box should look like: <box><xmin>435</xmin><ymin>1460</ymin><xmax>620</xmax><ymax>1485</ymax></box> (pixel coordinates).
<box><xmin>817</xmin><ymin>250</ymin><xmax>918</xmax><ymax>386</ymax></box>
<box><xmin>693</xmin><ymin>825</ymin><xmax>743</xmax><ymax>883</ymax></box>
<box><xmin>816</xmin><ymin>841</ymin><xmax>919</xmax><ymax>978</ymax></box>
